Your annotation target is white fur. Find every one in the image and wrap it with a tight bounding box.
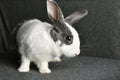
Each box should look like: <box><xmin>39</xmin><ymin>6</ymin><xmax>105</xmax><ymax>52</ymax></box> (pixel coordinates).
<box><xmin>60</xmin><ymin>22</ymin><xmax>80</xmax><ymax>57</ymax></box>
<box><xmin>17</xmin><ymin>19</ymin><xmax>80</xmax><ymax>73</ymax></box>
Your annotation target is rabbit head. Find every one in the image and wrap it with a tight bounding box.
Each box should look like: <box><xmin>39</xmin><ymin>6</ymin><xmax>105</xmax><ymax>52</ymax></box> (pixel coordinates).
<box><xmin>47</xmin><ymin>0</ymin><xmax>88</xmax><ymax>57</ymax></box>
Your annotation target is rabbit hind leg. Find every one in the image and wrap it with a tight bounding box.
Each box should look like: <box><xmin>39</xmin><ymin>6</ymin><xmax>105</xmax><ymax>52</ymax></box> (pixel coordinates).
<box><xmin>18</xmin><ymin>55</ymin><xmax>31</xmax><ymax>72</ymax></box>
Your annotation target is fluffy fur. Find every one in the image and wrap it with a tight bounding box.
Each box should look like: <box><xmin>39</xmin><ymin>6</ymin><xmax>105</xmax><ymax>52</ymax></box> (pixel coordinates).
<box><xmin>16</xmin><ymin>0</ymin><xmax>88</xmax><ymax>74</ymax></box>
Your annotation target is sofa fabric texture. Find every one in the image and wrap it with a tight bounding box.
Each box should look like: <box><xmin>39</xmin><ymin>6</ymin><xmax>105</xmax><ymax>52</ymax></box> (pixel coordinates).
<box><xmin>0</xmin><ymin>0</ymin><xmax>120</xmax><ymax>80</ymax></box>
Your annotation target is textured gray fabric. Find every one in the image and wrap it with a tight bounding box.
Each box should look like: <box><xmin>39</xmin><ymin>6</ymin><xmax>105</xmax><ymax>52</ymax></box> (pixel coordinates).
<box><xmin>1</xmin><ymin>0</ymin><xmax>120</xmax><ymax>80</ymax></box>
<box><xmin>0</xmin><ymin>54</ymin><xmax>120</xmax><ymax>80</ymax></box>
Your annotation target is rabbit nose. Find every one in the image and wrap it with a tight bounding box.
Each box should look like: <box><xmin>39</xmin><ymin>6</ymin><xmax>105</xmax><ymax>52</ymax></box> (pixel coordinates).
<box><xmin>75</xmin><ymin>53</ymin><xmax>79</xmax><ymax>56</ymax></box>
<box><xmin>75</xmin><ymin>50</ymin><xmax>80</xmax><ymax>56</ymax></box>
<box><xmin>75</xmin><ymin>54</ymin><xmax>78</xmax><ymax>56</ymax></box>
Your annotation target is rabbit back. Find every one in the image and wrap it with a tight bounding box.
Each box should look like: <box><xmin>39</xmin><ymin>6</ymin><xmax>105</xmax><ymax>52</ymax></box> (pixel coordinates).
<box><xmin>17</xmin><ymin>19</ymin><xmax>61</xmax><ymax>62</ymax></box>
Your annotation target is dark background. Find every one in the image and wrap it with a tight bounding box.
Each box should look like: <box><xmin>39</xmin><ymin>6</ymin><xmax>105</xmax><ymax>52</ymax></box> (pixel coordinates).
<box><xmin>1</xmin><ymin>0</ymin><xmax>120</xmax><ymax>59</ymax></box>
<box><xmin>1</xmin><ymin>0</ymin><xmax>120</xmax><ymax>80</ymax></box>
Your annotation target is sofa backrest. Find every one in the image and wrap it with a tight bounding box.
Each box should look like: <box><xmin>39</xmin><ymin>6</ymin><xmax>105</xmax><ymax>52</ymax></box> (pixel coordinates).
<box><xmin>0</xmin><ymin>0</ymin><xmax>120</xmax><ymax>59</ymax></box>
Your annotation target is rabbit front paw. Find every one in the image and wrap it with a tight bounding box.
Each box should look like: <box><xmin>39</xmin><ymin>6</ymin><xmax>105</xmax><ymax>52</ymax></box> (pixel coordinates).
<box><xmin>39</xmin><ymin>68</ymin><xmax>51</xmax><ymax>74</ymax></box>
<box><xmin>38</xmin><ymin>62</ymin><xmax>51</xmax><ymax>74</ymax></box>
<box><xmin>18</xmin><ymin>66</ymin><xmax>30</xmax><ymax>72</ymax></box>
<box><xmin>52</xmin><ymin>57</ymin><xmax>61</xmax><ymax>62</ymax></box>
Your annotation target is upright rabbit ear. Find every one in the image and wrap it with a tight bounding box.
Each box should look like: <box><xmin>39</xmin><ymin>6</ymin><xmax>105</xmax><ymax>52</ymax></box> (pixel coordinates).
<box><xmin>65</xmin><ymin>9</ymin><xmax>88</xmax><ymax>25</ymax></box>
<box><xmin>47</xmin><ymin>0</ymin><xmax>64</xmax><ymax>23</ymax></box>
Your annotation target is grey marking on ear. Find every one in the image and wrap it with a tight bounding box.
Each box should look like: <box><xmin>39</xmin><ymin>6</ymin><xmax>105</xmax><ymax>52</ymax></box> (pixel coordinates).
<box><xmin>47</xmin><ymin>0</ymin><xmax>77</xmax><ymax>45</ymax></box>
<box><xmin>65</xmin><ymin>9</ymin><xmax>88</xmax><ymax>25</ymax></box>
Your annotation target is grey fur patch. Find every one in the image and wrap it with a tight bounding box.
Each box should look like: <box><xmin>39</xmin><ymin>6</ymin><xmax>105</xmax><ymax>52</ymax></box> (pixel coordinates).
<box><xmin>50</xmin><ymin>23</ymin><xmax>73</xmax><ymax>46</ymax></box>
<box><xmin>50</xmin><ymin>28</ymin><xmax>62</xmax><ymax>46</ymax></box>
<box><xmin>47</xmin><ymin>0</ymin><xmax>73</xmax><ymax>46</ymax></box>
<box><xmin>65</xmin><ymin>9</ymin><xmax>88</xmax><ymax>25</ymax></box>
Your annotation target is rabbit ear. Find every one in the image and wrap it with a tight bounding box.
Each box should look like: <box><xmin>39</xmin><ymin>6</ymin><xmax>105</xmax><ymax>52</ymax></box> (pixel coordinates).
<box><xmin>65</xmin><ymin>9</ymin><xmax>88</xmax><ymax>25</ymax></box>
<box><xmin>47</xmin><ymin>0</ymin><xmax>64</xmax><ymax>23</ymax></box>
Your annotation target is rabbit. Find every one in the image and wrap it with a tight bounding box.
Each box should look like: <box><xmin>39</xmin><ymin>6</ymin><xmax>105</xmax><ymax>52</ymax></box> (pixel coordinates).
<box><xmin>16</xmin><ymin>0</ymin><xmax>88</xmax><ymax>74</ymax></box>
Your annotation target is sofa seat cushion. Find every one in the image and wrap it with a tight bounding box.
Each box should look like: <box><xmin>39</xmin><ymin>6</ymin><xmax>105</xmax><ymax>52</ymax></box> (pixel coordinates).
<box><xmin>0</xmin><ymin>54</ymin><xmax>120</xmax><ymax>80</ymax></box>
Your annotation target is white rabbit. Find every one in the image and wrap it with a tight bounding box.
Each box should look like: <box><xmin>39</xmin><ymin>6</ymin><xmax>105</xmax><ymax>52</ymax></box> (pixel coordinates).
<box><xmin>16</xmin><ymin>0</ymin><xmax>88</xmax><ymax>74</ymax></box>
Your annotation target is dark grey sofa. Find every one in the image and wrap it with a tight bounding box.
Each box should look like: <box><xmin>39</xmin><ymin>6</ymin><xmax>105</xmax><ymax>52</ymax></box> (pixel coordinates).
<box><xmin>0</xmin><ymin>0</ymin><xmax>120</xmax><ymax>80</ymax></box>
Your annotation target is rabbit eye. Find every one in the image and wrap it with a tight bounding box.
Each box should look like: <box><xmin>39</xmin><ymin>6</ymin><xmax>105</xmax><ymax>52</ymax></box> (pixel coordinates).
<box><xmin>66</xmin><ymin>36</ymin><xmax>72</xmax><ymax>41</ymax></box>
<box><xmin>65</xmin><ymin>35</ymin><xmax>73</xmax><ymax>45</ymax></box>
<box><xmin>61</xmin><ymin>32</ymin><xmax>73</xmax><ymax>45</ymax></box>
